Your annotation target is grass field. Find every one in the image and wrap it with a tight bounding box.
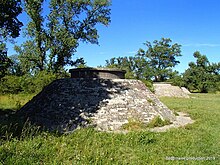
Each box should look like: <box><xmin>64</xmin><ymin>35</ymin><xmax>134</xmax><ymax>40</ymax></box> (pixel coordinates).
<box><xmin>0</xmin><ymin>94</ymin><xmax>219</xmax><ymax>164</ymax></box>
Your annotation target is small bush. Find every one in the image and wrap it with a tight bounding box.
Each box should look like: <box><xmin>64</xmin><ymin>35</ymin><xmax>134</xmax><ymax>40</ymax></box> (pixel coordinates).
<box><xmin>0</xmin><ymin>71</ymin><xmax>59</xmax><ymax>94</ymax></box>
<box><xmin>147</xmin><ymin>116</ymin><xmax>172</xmax><ymax>128</ymax></box>
<box><xmin>0</xmin><ymin>76</ymin><xmax>23</xmax><ymax>94</ymax></box>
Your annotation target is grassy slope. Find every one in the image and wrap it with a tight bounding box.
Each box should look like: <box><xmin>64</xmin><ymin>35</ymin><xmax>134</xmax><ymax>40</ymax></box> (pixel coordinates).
<box><xmin>0</xmin><ymin>94</ymin><xmax>219</xmax><ymax>164</ymax></box>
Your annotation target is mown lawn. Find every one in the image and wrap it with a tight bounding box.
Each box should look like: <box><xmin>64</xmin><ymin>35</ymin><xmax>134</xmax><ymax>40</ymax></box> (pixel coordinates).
<box><xmin>0</xmin><ymin>94</ymin><xmax>219</xmax><ymax>164</ymax></box>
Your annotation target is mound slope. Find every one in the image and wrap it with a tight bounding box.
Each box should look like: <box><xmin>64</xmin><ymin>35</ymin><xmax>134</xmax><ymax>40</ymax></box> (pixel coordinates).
<box><xmin>153</xmin><ymin>83</ymin><xmax>190</xmax><ymax>98</ymax></box>
<box><xmin>17</xmin><ymin>79</ymin><xmax>176</xmax><ymax>133</ymax></box>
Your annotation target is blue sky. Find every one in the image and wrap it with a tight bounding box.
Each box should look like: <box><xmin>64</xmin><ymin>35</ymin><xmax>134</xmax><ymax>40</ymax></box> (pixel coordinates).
<box><xmin>8</xmin><ymin>0</ymin><xmax>220</xmax><ymax>73</ymax></box>
<box><xmin>76</xmin><ymin>0</ymin><xmax>220</xmax><ymax>73</ymax></box>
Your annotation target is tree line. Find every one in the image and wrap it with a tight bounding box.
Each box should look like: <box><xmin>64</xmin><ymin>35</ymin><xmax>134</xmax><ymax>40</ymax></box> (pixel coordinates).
<box><xmin>104</xmin><ymin>38</ymin><xmax>220</xmax><ymax>93</ymax></box>
<box><xmin>0</xmin><ymin>1</ymin><xmax>219</xmax><ymax>94</ymax></box>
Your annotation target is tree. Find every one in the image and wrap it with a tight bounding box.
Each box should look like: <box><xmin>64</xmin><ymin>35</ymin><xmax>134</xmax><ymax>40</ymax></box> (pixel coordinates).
<box><xmin>17</xmin><ymin>0</ymin><xmax>111</xmax><ymax>74</ymax></box>
<box><xmin>0</xmin><ymin>43</ymin><xmax>13</xmax><ymax>78</ymax></box>
<box><xmin>105</xmin><ymin>56</ymin><xmax>152</xmax><ymax>79</ymax></box>
<box><xmin>47</xmin><ymin>0</ymin><xmax>111</xmax><ymax>72</ymax></box>
<box><xmin>137</xmin><ymin>38</ymin><xmax>182</xmax><ymax>82</ymax></box>
<box><xmin>14</xmin><ymin>41</ymin><xmax>42</xmax><ymax>75</ymax></box>
<box><xmin>183</xmin><ymin>51</ymin><xmax>220</xmax><ymax>93</ymax></box>
<box><xmin>24</xmin><ymin>0</ymin><xmax>46</xmax><ymax>71</ymax></box>
<box><xmin>7</xmin><ymin>55</ymin><xmax>24</xmax><ymax>76</ymax></box>
<box><xmin>0</xmin><ymin>0</ymin><xmax>23</xmax><ymax>79</ymax></box>
<box><xmin>0</xmin><ymin>0</ymin><xmax>23</xmax><ymax>39</ymax></box>
<box><xmin>105</xmin><ymin>56</ymin><xmax>136</xmax><ymax>79</ymax></box>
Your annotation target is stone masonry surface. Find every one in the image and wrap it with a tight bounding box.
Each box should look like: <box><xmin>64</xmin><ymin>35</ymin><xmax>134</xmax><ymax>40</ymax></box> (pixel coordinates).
<box><xmin>153</xmin><ymin>83</ymin><xmax>190</xmax><ymax>98</ymax></box>
<box><xmin>17</xmin><ymin>78</ymin><xmax>176</xmax><ymax>133</ymax></box>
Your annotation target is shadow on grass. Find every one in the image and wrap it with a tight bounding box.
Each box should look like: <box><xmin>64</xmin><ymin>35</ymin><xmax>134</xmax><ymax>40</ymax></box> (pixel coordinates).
<box><xmin>0</xmin><ymin>108</ymin><xmax>51</xmax><ymax>141</ymax></box>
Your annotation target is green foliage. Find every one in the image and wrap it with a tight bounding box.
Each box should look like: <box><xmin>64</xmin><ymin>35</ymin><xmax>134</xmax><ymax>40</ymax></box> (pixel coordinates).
<box><xmin>105</xmin><ymin>38</ymin><xmax>181</xmax><ymax>83</ymax></box>
<box><xmin>0</xmin><ymin>94</ymin><xmax>34</xmax><ymax>110</ymax></box>
<box><xmin>105</xmin><ymin>56</ymin><xmax>152</xmax><ymax>80</ymax></box>
<box><xmin>0</xmin><ymin>71</ymin><xmax>58</xmax><ymax>94</ymax></box>
<box><xmin>7</xmin><ymin>55</ymin><xmax>24</xmax><ymax>76</ymax></box>
<box><xmin>105</xmin><ymin>56</ymin><xmax>135</xmax><ymax>79</ymax></box>
<box><xmin>0</xmin><ymin>0</ymin><xmax>23</xmax><ymax>39</ymax></box>
<box><xmin>121</xmin><ymin>119</ymin><xmax>146</xmax><ymax>131</ymax></box>
<box><xmin>0</xmin><ymin>43</ymin><xmax>12</xmax><ymax>79</ymax></box>
<box><xmin>0</xmin><ymin>94</ymin><xmax>220</xmax><ymax>164</ymax></box>
<box><xmin>14</xmin><ymin>41</ymin><xmax>44</xmax><ymax>75</ymax></box>
<box><xmin>137</xmin><ymin>38</ymin><xmax>182</xmax><ymax>82</ymax></box>
<box><xmin>169</xmin><ymin>74</ymin><xmax>185</xmax><ymax>87</ymax></box>
<box><xmin>182</xmin><ymin>51</ymin><xmax>220</xmax><ymax>93</ymax></box>
<box><xmin>0</xmin><ymin>0</ymin><xmax>23</xmax><ymax>79</ymax></box>
<box><xmin>147</xmin><ymin>116</ymin><xmax>172</xmax><ymax>128</ymax></box>
<box><xmin>15</xmin><ymin>0</ymin><xmax>111</xmax><ymax>74</ymax></box>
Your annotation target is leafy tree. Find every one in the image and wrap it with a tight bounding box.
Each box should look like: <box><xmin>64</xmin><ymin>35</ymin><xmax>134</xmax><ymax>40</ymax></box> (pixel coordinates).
<box><xmin>0</xmin><ymin>0</ymin><xmax>23</xmax><ymax>39</ymax></box>
<box><xmin>47</xmin><ymin>0</ymin><xmax>111</xmax><ymax>72</ymax></box>
<box><xmin>0</xmin><ymin>0</ymin><xmax>23</xmax><ymax>79</ymax></box>
<box><xmin>7</xmin><ymin>55</ymin><xmax>24</xmax><ymax>76</ymax></box>
<box><xmin>105</xmin><ymin>56</ymin><xmax>152</xmax><ymax>79</ymax></box>
<box><xmin>183</xmin><ymin>51</ymin><xmax>220</xmax><ymax>93</ymax></box>
<box><xmin>14</xmin><ymin>41</ymin><xmax>44</xmax><ymax>75</ymax></box>
<box><xmin>137</xmin><ymin>38</ymin><xmax>182</xmax><ymax>82</ymax></box>
<box><xmin>0</xmin><ymin>43</ymin><xmax>13</xmax><ymax>78</ymax></box>
<box><xmin>24</xmin><ymin>0</ymin><xmax>46</xmax><ymax>71</ymax></box>
<box><xmin>17</xmin><ymin>0</ymin><xmax>111</xmax><ymax>74</ymax></box>
<box><xmin>105</xmin><ymin>56</ymin><xmax>136</xmax><ymax>79</ymax></box>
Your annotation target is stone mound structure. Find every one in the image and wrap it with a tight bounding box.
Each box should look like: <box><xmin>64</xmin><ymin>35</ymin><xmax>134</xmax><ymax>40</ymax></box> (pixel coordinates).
<box><xmin>69</xmin><ymin>68</ymin><xmax>126</xmax><ymax>79</ymax></box>
<box><xmin>153</xmin><ymin>83</ymin><xmax>190</xmax><ymax>98</ymax></box>
<box><xmin>17</xmin><ymin>78</ymin><xmax>176</xmax><ymax>133</ymax></box>
<box><xmin>181</xmin><ymin>87</ymin><xmax>191</xmax><ymax>95</ymax></box>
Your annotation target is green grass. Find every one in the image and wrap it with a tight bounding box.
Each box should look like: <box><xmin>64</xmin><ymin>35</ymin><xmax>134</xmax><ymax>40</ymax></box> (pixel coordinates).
<box><xmin>121</xmin><ymin>118</ymin><xmax>146</xmax><ymax>131</ymax></box>
<box><xmin>0</xmin><ymin>94</ymin><xmax>35</xmax><ymax>110</ymax></box>
<box><xmin>0</xmin><ymin>94</ymin><xmax>220</xmax><ymax>164</ymax></box>
<box><xmin>147</xmin><ymin>116</ymin><xmax>172</xmax><ymax>128</ymax></box>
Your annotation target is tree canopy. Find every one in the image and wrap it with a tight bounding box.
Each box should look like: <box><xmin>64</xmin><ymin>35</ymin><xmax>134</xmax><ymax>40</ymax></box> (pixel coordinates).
<box><xmin>183</xmin><ymin>51</ymin><xmax>220</xmax><ymax>93</ymax></box>
<box><xmin>0</xmin><ymin>0</ymin><xmax>23</xmax><ymax>39</ymax></box>
<box><xmin>0</xmin><ymin>0</ymin><xmax>23</xmax><ymax>79</ymax></box>
<box><xmin>105</xmin><ymin>56</ymin><xmax>152</xmax><ymax>80</ymax></box>
<box><xmin>14</xmin><ymin>0</ymin><xmax>111</xmax><ymax>74</ymax></box>
<box><xmin>137</xmin><ymin>38</ymin><xmax>182</xmax><ymax>82</ymax></box>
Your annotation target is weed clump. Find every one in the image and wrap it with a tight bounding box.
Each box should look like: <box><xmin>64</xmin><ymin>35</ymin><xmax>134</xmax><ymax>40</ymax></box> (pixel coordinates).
<box><xmin>147</xmin><ymin>116</ymin><xmax>172</xmax><ymax>128</ymax></box>
<box><xmin>121</xmin><ymin>119</ymin><xmax>146</xmax><ymax>131</ymax></box>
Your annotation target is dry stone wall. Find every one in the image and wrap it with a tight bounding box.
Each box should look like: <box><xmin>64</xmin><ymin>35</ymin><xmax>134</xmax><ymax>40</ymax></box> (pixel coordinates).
<box><xmin>153</xmin><ymin>83</ymin><xmax>190</xmax><ymax>98</ymax></box>
<box><xmin>17</xmin><ymin>79</ymin><xmax>176</xmax><ymax>133</ymax></box>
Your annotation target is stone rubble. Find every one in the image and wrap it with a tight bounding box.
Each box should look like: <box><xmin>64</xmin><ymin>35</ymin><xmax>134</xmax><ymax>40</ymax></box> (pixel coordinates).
<box><xmin>150</xmin><ymin>112</ymin><xmax>195</xmax><ymax>132</ymax></box>
<box><xmin>17</xmin><ymin>78</ymin><xmax>177</xmax><ymax>133</ymax></box>
<box><xmin>153</xmin><ymin>83</ymin><xmax>190</xmax><ymax>98</ymax></box>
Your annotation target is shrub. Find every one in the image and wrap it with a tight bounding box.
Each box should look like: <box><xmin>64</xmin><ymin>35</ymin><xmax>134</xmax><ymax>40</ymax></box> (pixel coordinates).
<box><xmin>147</xmin><ymin>116</ymin><xmax>172</xmax><ymax>128</ymax></box>
<box><xmin>0</xmin><ymin>71</ymin><xmax>59</xmax><ymax>94</ymax></box>
<box><xmin>0</xmin><ymin>75</ymin><xmax>23</xmax><ymax>94</ymax></box>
